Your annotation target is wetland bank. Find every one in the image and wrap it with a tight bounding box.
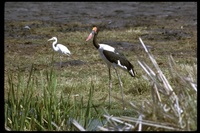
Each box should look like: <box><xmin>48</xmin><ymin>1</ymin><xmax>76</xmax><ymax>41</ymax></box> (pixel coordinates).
<box><xmin>5</xmin><ymin>2</ymin><xmax>197</xmax><ymax>131</ymax></box>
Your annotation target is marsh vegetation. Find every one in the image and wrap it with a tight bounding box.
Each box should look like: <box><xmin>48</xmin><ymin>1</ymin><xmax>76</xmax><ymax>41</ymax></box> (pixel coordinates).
<box><xmin>5</xmin><ymin>2</ymin><xmax>197</xmax><ymax>131</ymax></box>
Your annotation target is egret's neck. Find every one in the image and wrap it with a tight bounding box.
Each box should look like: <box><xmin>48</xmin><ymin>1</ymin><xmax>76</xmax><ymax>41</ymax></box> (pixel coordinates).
<box><xmin>93</xmin><ymin>34</ymin><xmax>100</xmax><ymax>49</ymax></box>
<box><xmin>53</xmin><ymin>38</ymin><xmax>57</xmax><ymax>45</ymax></box>
<box><xmin>52</xmin><ymin>39</ymin><xmax>59</xmax><ymax>51</ymax></box>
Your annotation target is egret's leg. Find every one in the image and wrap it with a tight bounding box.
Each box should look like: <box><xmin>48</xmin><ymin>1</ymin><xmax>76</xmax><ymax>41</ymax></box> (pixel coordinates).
<box><xmin>108</xmin><ymin>67</ymin><xmax>112</xmax><ymax>109</ymax></box>
<box><xmin>114</xmin><ymin>68</ymin><xmax>126</xmax><ymax>110</ymax></box>
<box><xmin>59</xmin><ymin>56</ymin><xmax>62</xmax><ymax>68</ymax></box>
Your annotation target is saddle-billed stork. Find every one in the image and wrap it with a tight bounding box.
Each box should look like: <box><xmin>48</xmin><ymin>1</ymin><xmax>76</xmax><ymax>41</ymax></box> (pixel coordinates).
<box><xmin>86</xmin><ymin>26</ymin><xmax>135</xmax><ymax>110</ymax></box>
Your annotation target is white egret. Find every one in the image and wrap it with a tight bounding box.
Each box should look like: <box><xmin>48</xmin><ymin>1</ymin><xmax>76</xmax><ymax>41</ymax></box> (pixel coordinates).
<box><xmin>48</xmin><ymin>37</ymin><xmax>71</xmax><ymax>68</ymax></box>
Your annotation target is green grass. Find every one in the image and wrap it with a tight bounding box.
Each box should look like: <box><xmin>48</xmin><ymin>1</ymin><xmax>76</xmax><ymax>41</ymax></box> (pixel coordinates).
<box><xmin>5</xmin><ymin>64</ymin><xmax>106</xmax><ymax>131</ymax></box>
<box><xmin>4</xmin><ymin>20</ymin><xmax>197</xmax><ymax>131</ymax></box>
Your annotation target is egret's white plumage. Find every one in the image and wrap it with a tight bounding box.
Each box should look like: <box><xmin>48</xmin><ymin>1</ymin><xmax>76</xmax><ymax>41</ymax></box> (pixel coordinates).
<box><xmin>48</xmin><ymin>37</ymin><xmax>71</xmax><ymax>67</ymax></box>
<box><xmin>86</xmin><ymin>26</ymin><xmax>135</xmax><ymax>110</ymax></box>
<box><xmin>24</xmin><ymin>25</ymin><xmax>31</xmax><ymax>30</ymax></box>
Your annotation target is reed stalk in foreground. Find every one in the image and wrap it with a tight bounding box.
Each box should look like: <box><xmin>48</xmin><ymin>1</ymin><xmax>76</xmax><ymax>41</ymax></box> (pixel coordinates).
<box><xmin>96</xmin><ymin>37</ymin><xmax>197</xmax><ymax>131</ymax></box>
<box><xmin>71</xmin><ymin>36</ymin><xmax>197</xmax><ymax>131</ymax></box>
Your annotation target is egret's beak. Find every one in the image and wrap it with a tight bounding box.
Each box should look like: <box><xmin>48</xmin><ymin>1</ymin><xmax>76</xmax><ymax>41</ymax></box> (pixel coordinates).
<box><xmin>48</xmin><ymin>38</ymin><xmax>53</xmax><ymax>41</ymax></box>
<box><xmin>86</xmin><ymin>30</ymin><xmax>95</xmax><ymax>41</ymax></box>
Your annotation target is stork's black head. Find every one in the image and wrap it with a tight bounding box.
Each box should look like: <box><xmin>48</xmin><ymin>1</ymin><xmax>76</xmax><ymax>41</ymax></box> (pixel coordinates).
<box><xmin>86</xmin><ymin>26</ymin><xmax>99</xmax><ymax>41</ymax></box>
<box><xmin>92</xmin><ymin>26</ymin><xmax>98</xmax><ymax>34</ymax></box>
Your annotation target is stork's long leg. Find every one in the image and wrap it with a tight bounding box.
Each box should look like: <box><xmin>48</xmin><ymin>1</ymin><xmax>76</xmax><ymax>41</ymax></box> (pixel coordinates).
<box><xmin>108</xmin><ymin>66</ymin><xmax>112</xmax><ymax>109</ymax></box>
<box><xmin>114</xmin><ymin>68</ymin><xmax>125</xmax><ymax>110</ymax></box>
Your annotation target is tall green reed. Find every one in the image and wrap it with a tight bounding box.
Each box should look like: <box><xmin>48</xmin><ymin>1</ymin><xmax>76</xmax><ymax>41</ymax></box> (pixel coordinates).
<box><xmin>5</xmin><ymin>62</ymin><xmax>105</xmax><ymax>131</ymax></box>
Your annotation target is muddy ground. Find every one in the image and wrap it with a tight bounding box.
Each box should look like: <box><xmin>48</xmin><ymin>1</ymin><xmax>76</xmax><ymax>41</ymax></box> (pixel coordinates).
<box><xmin>5</xmin><ymin>2</ymin><xmax>197</xmax><ymax>29</ymax></box>
<box><xmin>4</xmin><ymin>2</ymin><xmax>197</xmax><ymax>67</ymax></box>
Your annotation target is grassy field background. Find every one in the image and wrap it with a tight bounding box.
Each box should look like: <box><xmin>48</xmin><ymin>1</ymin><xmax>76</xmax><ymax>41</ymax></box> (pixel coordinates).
<box><xmin>5</xmin><ymin>2</ymin><xmax>197</xmax><ymax>131</ymax></box>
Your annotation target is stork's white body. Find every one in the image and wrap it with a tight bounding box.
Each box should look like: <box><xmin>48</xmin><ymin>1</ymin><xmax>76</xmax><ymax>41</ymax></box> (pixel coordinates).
<box><xmin>98</xmin><ymin>44</ymin><xmax>135</xmax><ymax>77</ymax></box>
<box><xmin>98</xmin><ymin>44</ymin><xmax>115</xmax><ymax>66</ymax></box>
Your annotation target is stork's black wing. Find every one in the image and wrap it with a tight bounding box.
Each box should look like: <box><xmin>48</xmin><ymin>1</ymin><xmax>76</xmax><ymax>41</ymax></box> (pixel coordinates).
<box><xmin>103</xmin><ymin>50</ymin><xmax>133</xmax><ymax>71</ymax></box>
